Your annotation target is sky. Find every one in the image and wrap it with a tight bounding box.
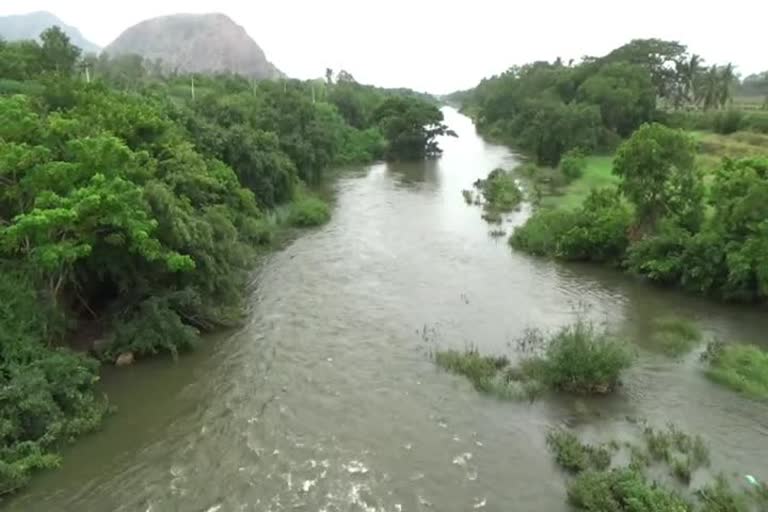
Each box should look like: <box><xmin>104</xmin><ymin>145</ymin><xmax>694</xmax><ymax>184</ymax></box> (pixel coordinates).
<box><xmin>1</xmin><ymin>0</ymin><xmax>765</xmax><ymax>94</ymax></box>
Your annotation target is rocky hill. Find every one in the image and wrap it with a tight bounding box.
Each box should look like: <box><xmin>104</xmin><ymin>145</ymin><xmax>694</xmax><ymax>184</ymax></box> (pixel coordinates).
<box><xmin>104</xmin><ymin>13</ymin><xmax>282</xmax><ymax>79</ymax></box>
<box><xmin>0</xmin><ymin>11</ymin><xmax>101</xmax><ymax>53</ymax></box>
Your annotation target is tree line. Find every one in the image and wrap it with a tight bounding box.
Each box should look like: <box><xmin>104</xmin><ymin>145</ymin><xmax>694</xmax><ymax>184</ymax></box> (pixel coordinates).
<box><xmin>450</xmin><ymin>38</ymin><xmax>765</xmax><ymax>166</ymax></box>
<box><xmin>0</xmin><ymin>26</ymin><xmax>451</xmax><ymax>494</ymax></box>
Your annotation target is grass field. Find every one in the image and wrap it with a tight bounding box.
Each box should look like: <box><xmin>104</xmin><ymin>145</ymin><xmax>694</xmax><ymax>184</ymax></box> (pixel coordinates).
<box><xmin>539</xmin><ymin>156</ymin><xmax>618</xmax><ymax>210</ymax></box>
<box><xmin>693</xmin><ymin>130</ymin><xmax>768</xmax><ymax>171</ymax></box>
<box><xmin>537</xmin><ymin>130</ymin><xmax>767</xmax><ymax>210</ymax></box>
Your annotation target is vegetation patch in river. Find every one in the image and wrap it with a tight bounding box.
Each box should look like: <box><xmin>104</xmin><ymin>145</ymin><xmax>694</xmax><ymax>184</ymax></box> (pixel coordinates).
<box><xmin>702</xmin><ymin>341</ymin><xmax>768</xmax><ymax>399</ymax></box>
<box><xmin>463</xmin><ymin>168</ymin><xmax>523</xmax><ymax>223</ymax></box>
<box><xmin>546</xmin><ymin>430</ymin><xmax>614</xmax><ymax>472</ymax></box>
<box><xmin>650</xmin><ymin>316</ymin><xmax>703</xmax><ymax>357</ymax></box>
<box><xmin>287</xmin><ymin>196</ymin><xmax>332</xmax><ymax>227</ymax></box>
<box><xmin>548</xmin><ymin>424</ymin><xmax>766</xmax><ymax>512</ymax></box>
<box><xmin>434</xmin><ymin>320</ymin><xmax>633</xmax><ymax>398</ymax></box>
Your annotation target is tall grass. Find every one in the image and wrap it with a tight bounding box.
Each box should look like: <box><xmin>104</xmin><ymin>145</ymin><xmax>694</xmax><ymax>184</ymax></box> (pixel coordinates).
<box><xmin>703</xmin><ymin>342</ymin><xmax>768</xmax><ymax>399</ymax></box>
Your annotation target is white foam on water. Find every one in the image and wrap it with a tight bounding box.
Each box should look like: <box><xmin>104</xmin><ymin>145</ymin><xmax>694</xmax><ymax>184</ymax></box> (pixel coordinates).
<box><xmin>452</xmin><ymin>452</ymin><xmax>472</xmax><ymax>466</ymax></box>
<box><xmin>343</xmin><ymin>460</ymin><xmax>369</xmax><ymax>474</ymax></box>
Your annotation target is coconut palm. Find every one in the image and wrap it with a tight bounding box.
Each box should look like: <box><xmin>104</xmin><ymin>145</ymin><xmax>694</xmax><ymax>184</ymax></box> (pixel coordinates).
<box><xmin>674</xmin><ymin>54</ymin><xmax>702</xmax><ymax>108</ymax></box>
<box><xmin>698</xmin><ymin>65</ymin><xmax>721</xmax><ymax>110</ymax></box>
<box><xmin>718</xmin><ymin>63</ymin><xmax>735</xmax><ymax>109</ymax></box>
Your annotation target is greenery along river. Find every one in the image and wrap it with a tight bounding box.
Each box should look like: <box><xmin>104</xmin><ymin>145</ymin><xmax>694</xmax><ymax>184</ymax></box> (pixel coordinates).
<box><xmin>10</xmin><ymin>108</ymin><xmax>768</xmax><ymax>512</ymax></box>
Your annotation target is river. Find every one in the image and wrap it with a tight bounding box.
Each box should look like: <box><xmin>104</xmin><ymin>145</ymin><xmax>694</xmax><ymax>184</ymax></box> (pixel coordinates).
<box><xmin>9</xmin><ymin>107</ymin><xmax>768</xmax><ymax>512</ymax></box>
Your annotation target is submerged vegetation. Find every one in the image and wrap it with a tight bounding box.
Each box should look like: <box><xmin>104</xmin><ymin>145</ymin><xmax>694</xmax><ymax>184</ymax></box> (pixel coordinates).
<box><xmin>434</xmin><ymin>320</ymin><xmax>632</xmax><ymax>399</ymax></box>
<box><xmin>651</xmin><ymin>316</ymin><xmax>703</xmax><ymax>356</ymax></box>
<box><xmin>0</xmin><ymin>27</ymin><xmax>449</xmax><ymax>493</ymax></box>
<box><xmin>546</xmin><ymin>425</ymin><xmax>767</xmax><ymax>512</ymax></box>
<box><xmin>464</xmin><ymin>167</ymin><xmax>523</xmax><ymax>223</ymax></box>
<box><xmin>702</xmin><ymin>342</ymin><xmax>768</xmax><ymax>399</ymax></box>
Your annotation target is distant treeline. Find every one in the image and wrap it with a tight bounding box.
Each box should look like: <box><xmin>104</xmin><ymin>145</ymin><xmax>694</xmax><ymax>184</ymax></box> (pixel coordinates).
<box><xmin>448</xmin><ymin>39</ymin><xmax>767</xmax><ymax>166</ymax></box>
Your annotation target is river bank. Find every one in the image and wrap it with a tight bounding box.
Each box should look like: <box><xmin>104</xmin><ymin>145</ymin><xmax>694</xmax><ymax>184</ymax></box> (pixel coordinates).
<box><xmin>8</xmin><ymin>108</ymin><xmax>768</xmax><ymax>512</ymax></box>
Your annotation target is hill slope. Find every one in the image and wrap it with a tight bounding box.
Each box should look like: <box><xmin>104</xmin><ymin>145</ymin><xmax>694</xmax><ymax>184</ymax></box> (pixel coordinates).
<box><xmin>104</xmin><ymin>13</ymin><xmax>282</xmax><ymax>79</ymax></box>
<box><xmin>0</xmin><ymin>11</ymin><xmax>101</xmax><ymax>53</ymax></box>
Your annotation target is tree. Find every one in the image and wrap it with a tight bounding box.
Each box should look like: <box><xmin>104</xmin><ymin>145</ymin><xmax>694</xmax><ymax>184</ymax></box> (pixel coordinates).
<box><xmin>577</xmin><ymin>62</ymin><xmax>656</xmax><ymax>137</ymax></box>
<box><xmin>613</xmin><ymin>123</ymin><xmax>702</xmax><ymax>234</ymax></box>
<box><xmin>718</xmin><ymin>63</ymin><xmax>736</xmax><ymax>109</ymax></box>
<box><xmin>673</xmin><ymin>54</ymin><xmax>703</xmax><ymax>108</ymax></box>
<box><xmin>373</xmin><ymin>96</ymin><xmax>454</xmax><ymax>160</ymax></box>
<box><xmin>604</xmin><ymin>39</ymin><xmax>687</xmax><ymax>99</ymax></box>
<box><xmin>325</xmin><ymin>68</ymin><xmax>333</xmax><ymax>85</ymax></box>
<box><xmin>698</xmin><ymin>65</ymin><xmax>721</xmax><ymax>110</ymax></box>
<box><xmin>40</xmin><ymin>26</ymin><xmax>81</xmax><ymax>74</ymax></box>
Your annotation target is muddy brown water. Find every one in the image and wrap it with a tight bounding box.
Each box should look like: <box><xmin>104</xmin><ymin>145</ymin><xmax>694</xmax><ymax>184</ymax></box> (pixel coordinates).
<box><xmin>8</xmin><ymin>108</ymin><xmax>768</xmax><ymax>512</ymax></box>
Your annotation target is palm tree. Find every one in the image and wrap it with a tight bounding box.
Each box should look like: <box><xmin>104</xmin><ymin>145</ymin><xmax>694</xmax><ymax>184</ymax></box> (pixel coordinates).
<box><xmin>718</xmin><ymin>63</ymin><xmax>735</xmax><ymax>109</ymax></box>
<box><xmin>698</xmin><ymin>65</ymin><xmax>720</xmax><ymax>110</ymax></box>
<box><xmin>674</xmin><ymin>54</ymin><xmax>702</xmax><ymax>108</ymax></box>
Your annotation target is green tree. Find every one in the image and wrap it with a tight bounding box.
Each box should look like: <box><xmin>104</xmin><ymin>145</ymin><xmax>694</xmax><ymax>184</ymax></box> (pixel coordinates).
<box><xmin>373</xmin><ymin>96</ymin><xmax>454</xmax><ymax>160</ymax></box>
<box><xmin>40</xmin><ymin>26</ymin><xmax>81</xmax><ymax>74</ymax></box>
<box><xmin>613</xmin><ymin>123</ymin><xmax>702</xmax><ymax>233</ymax></box>
<box><xmin>577</xmin><ymin>62</ymin><xmax>656</xmax><ymax>137</ymax></box>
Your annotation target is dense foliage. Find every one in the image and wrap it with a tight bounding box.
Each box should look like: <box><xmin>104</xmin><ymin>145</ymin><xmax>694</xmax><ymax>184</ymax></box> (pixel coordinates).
<box><xmin>454</xmin><ymin>38</ymin><xmax>746</xmax><ymax>166</ymax></box>
<box><xmin>0</xmin><ymin>27</ymin><xmax>446</xmax><ymax>493</ymax></box>
<box><xmin>511</xmin><ymin>118</ymin><xmax>768</xmax><ymax>303</ymax></box>
<box><xmin>510</xmin><ymin>188</ymin><xmax>631</xmax><ymax>262</ymax></box>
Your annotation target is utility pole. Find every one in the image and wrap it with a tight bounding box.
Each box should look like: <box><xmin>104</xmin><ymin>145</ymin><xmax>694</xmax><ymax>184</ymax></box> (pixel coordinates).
<box><xmin>311</xmin><ymin>84</ymin><xmax>316</xmax><ymax>104</ymax></box>
<box><xmin>191</xmin><ymin>75</ymin><xmax>196</xmax><ymax>101</ymax></box>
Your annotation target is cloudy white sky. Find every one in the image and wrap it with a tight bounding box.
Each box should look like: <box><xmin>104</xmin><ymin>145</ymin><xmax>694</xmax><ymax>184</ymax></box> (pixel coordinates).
<box><xmin>1</xmin><ymin>0</ymin><xmax>765</xmax><ymax>93</ymax></box>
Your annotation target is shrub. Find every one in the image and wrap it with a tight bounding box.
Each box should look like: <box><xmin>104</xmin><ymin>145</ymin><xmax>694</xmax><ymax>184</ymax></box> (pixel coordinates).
<box><xmin>642</xmin><ymin>424</ymin><xmax>710</xmax><ymax>483</ymax></box>
<box><xmin>560</xmin><ymin>148</ymin><xmax>588</xmax><ymax>181</ymax></box>
<box><xmin>510</xmin><ymin>208</ymin><xmax>576</xmax><ymax>255</ymax></box>
<box><xmin>534</xmin><ymin>320</ymin><xmax>633</xmax><ymax>394</ymax></box>
<box><xmin>111</xmin><ymin>294</ymin><xmax>200</xmax><ymax>359</ymax></box>
<box><xmin>567</xmin><ymin>468</ymin><xmax>691</xmax><ymax>512</ymax></box>
<box><xmin>434</xmin><ymin>348</ymin><xmax>509</xmax><ymax>394</ymax></box>
<box><xmin>546</xmin><ymin>430</ymin><xmax>612</xmax><ymax>472</ymax></box>
<box><xmin>703</xmin><ymin>343</ymin><xmax>768</xmax><ymax>399</ymax></box>
<box><xmin>511</xmin><ymin>189</ymin><xmax>630</xmax><ymax>263</ymax></box>
<box><xmin>435</xmin><ymin>321</ymin><xmax>632</xmax><ymax>399</ymax></box>
<box><xmin>697</xmin><ymin>475</ymin><xmax>751</xmax><ymax>512</ymax></box>
<box><xmin>712</xmin><ymin>110</ymin><xmax>744</xmax><ymax>135</ymax></box>
<box><xmin>474</xmin><ymin>168</ymin><xmax>523</xmax><ymax>212</ymax></box>
<box><xmin>288</xmin><ymin>196</ymin><xmax>331</xmax><ymax>227</ymax></box>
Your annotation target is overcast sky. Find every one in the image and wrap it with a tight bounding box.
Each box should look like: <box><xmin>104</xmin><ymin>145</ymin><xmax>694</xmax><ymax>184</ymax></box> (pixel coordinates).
<box><xmin>1</xmin><ymin>1</ymin><xmax>765</xmax><ymax>93</ymax></box>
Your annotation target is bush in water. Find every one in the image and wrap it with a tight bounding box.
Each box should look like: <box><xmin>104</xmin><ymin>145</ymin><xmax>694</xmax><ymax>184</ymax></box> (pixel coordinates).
<box><xmin>567</xmin><ymin>468</ymin><xmax>690</xmax><ymax>511</ymax></box>
<box><xmin>702</xmin><ymin>342</ymin><xmax>768</xmax><ymax>399</ymax></box>
<box><xmin>474</xmin><ymin>168</ymin><xmax>523</xmax><ymax>212</ymax></box>
<box><xmin>288</xmin><ymin>197</ymin><xmax>332</xmax><ymax>227</ymax></box>
<box><xmin>546</xmin><ymin>430</ymin><xmax>613</xmax><ymax>472</ymax></box>
<box><xmin>534</xmin><ymin>320</ymin><xmax>633</xmax><ymax>394</ymax></box>
<box><xmin>510</xmin><ymin>188</ymin><xmax>631</xmax><ymax>263</ymax></box>
<box><xmin>434</xmin><ymin>320</ymin><xmax>632</xmax><ymax>398</ymax></box>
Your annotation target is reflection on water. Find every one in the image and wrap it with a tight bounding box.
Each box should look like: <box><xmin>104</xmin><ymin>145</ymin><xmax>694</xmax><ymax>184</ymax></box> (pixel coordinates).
<box><xmin>8</xmin><ymin>108</ymin><xmax>768</xmax><ymax>512</ymax></box>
